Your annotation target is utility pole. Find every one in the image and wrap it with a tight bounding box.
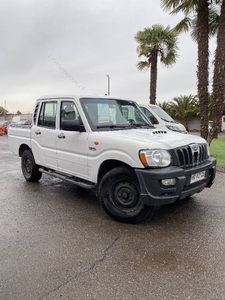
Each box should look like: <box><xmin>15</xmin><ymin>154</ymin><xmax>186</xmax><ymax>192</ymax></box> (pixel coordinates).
<box><xmin>106</xmin><ymin>75</ymin><xmax>110</xmax><ymax>96</ymax></box>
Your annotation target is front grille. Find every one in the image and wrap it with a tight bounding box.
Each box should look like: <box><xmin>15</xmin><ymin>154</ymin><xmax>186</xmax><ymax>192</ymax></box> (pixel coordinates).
<box><xmin>173</xmin><ymin>144</ymin><xmax>208</xmax><ymax>168</ymax></box>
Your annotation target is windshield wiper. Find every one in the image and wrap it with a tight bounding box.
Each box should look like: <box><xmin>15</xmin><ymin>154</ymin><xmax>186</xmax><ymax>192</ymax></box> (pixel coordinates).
<box><xmin>96</xmin><ymin>123</ymin><xmax>154</xmax><ymax>130</ymax></box>
<box><xmin>160</xmin><ymin>118</ymin><xmax>170</xmax><ymax>122</ymax></box>
<box><xmin>160</xmin><ymin>118</ymin><xmax>176</xmax><ymax>123</ymax></box>
<box><xmin>128</xmin><ymin>123</ymin><xmax>154</xmax><ymax>129</ymax></box>
<box><xmin>96</xmin><ymin>125</ymin><xmax>128</xmax><ymax>130</ymax></box>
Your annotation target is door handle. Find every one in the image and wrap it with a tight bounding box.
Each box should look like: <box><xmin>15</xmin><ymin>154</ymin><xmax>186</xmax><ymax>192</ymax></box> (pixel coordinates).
<box><xmin>58</xmin><ymin>134</ymin><xmax>65</xmax><ymax>139</ymax></box>
<box><xmin>35</xmin><ymin>130</ymin><xmax>41</xmax><ymax>135</ymax></box>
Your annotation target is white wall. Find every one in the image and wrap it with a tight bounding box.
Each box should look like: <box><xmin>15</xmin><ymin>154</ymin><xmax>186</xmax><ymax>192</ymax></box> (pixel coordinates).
<box><xmin>188</xmin><ymin>116</ymin><xmax>200</xmax><ymax>131</ymax></box>
<box><xmin>222</xmin><ymin>115</ymin><xmax>225</xmax><ymax>132</ymax></box>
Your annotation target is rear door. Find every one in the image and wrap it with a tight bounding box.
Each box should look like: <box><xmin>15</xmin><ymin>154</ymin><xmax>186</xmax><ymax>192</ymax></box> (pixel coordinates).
<box><xmin>31</xmin><ymin>100</ymin><xmax>58</xmax><ymax>169</ymax></box>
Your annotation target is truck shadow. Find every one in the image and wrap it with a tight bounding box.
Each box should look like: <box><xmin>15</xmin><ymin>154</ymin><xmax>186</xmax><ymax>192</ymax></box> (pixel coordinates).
<box><xmin>22</xmin><ymin>174</ymin><xmax>207</xmax><ymax>227</ymax></box>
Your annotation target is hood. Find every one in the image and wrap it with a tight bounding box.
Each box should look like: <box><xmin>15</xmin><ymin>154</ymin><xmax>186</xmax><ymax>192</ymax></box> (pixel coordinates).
<box><xmin>98</xmin><ymin>128</ymin><xmax>206</xmax><ymax>150</ymax></box>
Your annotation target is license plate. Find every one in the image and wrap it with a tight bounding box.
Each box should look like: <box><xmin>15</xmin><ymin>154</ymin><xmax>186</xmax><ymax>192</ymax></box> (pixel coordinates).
<box><xmin>190</xmin><ymin>171</ymin><xmax>206</xmax><ymax>184</ymax></box>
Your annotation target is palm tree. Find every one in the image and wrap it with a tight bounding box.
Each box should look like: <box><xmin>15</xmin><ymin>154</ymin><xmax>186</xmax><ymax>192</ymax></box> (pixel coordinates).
<box><xmin>208</xmin><ymin>93</ymin><xmax>214</xmax><ymax>120</ymax></box>
<box><xmin>161</xmin><ymin>0</ymin><xmax>220</xmax><ymax>140</ymax></box>
<box><xmin>169</xmin><ymin>94</ymin><xmax>199</xmax><ymax>130</ymax></box>
<box><xmin>205</xmin><ymin>93</ymin><xmax>225</xmax><ymax>121</ymax></box>
<box><xmin>134</xmin><ymin>25</ymin><xmax>179</xmax><ymax>105</ymax></box>
<box><xmin>208</xmin><ymin>0</ymin><xmax>225</xmax><ymax>145</ymax></box>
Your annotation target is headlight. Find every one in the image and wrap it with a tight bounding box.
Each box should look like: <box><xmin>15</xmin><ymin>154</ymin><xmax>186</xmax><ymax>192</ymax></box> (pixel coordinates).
<box><xmin>166</xmin><ymin>124</ymin><xmax>187</xmax><ymax>133</ymax></box>
<box><xmin>139</xmin><ymin>149</ymin><xmax>171</xmax><ymax>167</ymax></box>
<box><xmin>166</xmin><ymin>125</ymin><xmax>180</xmax><ymax>132</ymax></box>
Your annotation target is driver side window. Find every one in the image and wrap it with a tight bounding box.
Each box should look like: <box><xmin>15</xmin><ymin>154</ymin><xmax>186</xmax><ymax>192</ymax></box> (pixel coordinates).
<box><xmin>60</xmin><ymin>101</ymin><xmax>82</xmax><ymax>130</ymax></box>
<box><xmin>140</xmin><ymin>107</ymin><xmax>159</xmax><ymax>124</ymax></box>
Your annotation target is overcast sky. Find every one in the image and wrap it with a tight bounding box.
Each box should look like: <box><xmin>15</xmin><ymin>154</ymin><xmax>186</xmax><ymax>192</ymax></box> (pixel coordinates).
<box><xmin>0</xmin><ymin>0</ymin><xmax>217</xmax><ymax>113</ymax></box>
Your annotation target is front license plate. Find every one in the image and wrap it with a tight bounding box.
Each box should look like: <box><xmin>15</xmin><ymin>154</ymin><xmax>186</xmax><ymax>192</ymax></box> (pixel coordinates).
<box><xmin>190</xmin><ymin>171</ymin><xmax>206</xmax><ymax>184</ymax></box>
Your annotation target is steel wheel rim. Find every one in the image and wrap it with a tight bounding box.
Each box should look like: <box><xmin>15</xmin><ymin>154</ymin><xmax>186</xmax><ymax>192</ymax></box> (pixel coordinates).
<box><xmin>24</xmin><ymin>157</ymin><xmax>31</xmax><ymax>175</ymax></box>
<box><xmin>109</xmin><ymin>180</ymin><xmax>141</xmax><ymax>212</ymax></box>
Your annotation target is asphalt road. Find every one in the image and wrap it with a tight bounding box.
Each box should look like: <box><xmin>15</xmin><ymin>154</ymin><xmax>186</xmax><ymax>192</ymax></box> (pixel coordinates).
<box><xmin>1</xmin><ymin>135</ymin><xmax>225</xmax><ymax>300</ymax></box>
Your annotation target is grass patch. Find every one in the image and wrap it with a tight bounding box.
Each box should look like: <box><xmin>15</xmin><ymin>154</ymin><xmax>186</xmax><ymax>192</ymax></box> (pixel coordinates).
<box><xmin>210</xmin><ymin>138</ymin><xmax>225</xmax><ymax>166</ymax></box>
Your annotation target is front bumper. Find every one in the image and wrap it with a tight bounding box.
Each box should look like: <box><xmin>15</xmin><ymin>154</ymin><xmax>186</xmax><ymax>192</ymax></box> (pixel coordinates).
<box><xmin>135</xmin><ymin>157</ymin><xmax>216</xmax><ymax>206</ymax></box>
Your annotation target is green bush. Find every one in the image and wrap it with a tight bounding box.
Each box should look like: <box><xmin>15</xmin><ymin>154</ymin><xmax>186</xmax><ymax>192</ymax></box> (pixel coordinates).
<box><xmin>210</xmin><ymin>138</ymin><xmax>225</xmax><ymax>166</ymax></box>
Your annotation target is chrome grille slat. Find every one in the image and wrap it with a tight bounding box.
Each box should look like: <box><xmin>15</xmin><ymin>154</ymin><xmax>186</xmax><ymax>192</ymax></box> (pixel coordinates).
<box><xmin>174</xmin><ymin>144</ymin><xmax>208</xmax><ymax>168</ymax></box>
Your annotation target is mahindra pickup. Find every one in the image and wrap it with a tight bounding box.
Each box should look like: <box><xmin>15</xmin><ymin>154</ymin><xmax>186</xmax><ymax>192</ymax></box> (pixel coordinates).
<box><xmin>8</xmin><ymin>95</ymin><xmax>216</xmax><ymax>223</ymax></box>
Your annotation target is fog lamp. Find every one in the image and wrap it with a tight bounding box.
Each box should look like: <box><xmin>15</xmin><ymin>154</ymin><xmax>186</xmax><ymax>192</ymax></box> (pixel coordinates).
<box><xmin>161</xmin><ymin>178</ymin><xmax>176</xmax><ymax>186</ymax></box>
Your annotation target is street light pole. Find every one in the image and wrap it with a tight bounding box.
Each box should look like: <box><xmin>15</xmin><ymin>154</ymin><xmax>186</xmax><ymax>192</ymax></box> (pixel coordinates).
<box><xmin>106</xmin><ymin>75</ymin><xmax>110</xmax><ymax>96</ymax></box>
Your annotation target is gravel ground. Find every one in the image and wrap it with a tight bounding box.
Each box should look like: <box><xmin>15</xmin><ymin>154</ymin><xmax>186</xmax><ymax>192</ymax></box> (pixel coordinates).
<box><xmin>217</xmin><ymin>165</ymin><xmax>225</xmax><ymax>172</ymax></box>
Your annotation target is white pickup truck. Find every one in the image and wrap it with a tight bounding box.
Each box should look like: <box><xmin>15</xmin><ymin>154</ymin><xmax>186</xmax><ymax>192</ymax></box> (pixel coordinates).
<box><xmin>8</xmin><ymin>95</ymin><xmax>216</xmax><ymax>223</ymax></box>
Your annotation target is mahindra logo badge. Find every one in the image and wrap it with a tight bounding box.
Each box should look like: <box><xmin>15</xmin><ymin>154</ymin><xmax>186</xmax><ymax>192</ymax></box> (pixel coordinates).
<box><xmin>190</xmin><ymin>144</ymin><xmax>200</xmax><ymax>166</ymax></box>
<box><xmin>191</xmin><ymin>144</ymin><xmax>199</xmax><ymax>152</ymax></box>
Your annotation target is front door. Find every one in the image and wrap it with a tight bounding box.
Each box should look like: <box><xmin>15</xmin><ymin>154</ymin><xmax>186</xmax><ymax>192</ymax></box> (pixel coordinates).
<box><xmin>56</xmin><ymin>100</ymin><xmax>89</xmax><ymax>180</ymax></box>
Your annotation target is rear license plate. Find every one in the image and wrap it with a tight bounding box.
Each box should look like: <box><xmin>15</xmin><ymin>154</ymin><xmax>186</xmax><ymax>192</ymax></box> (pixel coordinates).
<box><xmin>190</xmin><ymin>171</ymin><xmax>206</xmax><ymax>184</ymax></box>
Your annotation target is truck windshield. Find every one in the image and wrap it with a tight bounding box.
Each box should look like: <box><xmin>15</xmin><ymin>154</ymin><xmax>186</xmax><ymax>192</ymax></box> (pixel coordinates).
<box><xmin>150</xmin><ymin>105</ymin><xmax>175</xmax><ymax>123</ymax></box>
<box><xmin>80</xmin><ymin>98</ymin><xmax>153</xmax><ymax>131</ymax></box>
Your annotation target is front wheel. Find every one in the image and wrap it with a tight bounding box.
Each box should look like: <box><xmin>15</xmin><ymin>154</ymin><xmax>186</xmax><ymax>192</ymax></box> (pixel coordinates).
<box><xmin>99</xmin><ymin>167</ymin><xmax>151</xmax><ymax>223</ymax></box>
<box><xmin>21</xmin><ymin>150</ymin><xmax>42</xmax><ymax>182</ymax></box>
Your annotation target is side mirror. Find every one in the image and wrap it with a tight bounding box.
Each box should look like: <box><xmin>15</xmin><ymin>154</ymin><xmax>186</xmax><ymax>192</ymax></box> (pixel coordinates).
<box><xmin>61</xmin><ymin>120</ymin><xmax>85</xmax><ymax>132</ymax></box>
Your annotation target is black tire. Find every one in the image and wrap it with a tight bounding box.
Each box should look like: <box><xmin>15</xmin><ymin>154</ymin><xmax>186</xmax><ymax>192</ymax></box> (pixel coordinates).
<box><xmin>99</xmin><ymin>167</ymin><xmax>151</xmax><ymax>223</ymax></box>
<box><xmin>21</xmin><ymin>150</ymin><xmax>42</xmax><ymax>182</ymax></box>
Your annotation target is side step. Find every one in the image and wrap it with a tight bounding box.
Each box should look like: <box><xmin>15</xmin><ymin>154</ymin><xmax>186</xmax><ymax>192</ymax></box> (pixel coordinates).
<box><xmin>39</xmin><ymin>168</ymin><xmax>96</xmax><ymax>190</ymax></box>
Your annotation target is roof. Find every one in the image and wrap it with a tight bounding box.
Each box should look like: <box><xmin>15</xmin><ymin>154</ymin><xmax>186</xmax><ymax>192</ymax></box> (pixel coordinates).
<box><xmin>36</xmin><ymin>95</ymin><xmax>134</xmax><ymax>101</ymax></box>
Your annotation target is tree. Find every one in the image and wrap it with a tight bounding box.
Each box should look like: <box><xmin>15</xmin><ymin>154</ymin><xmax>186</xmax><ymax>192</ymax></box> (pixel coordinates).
<box><xmin>0</xmin><ymin>106</ymin><xmax>8</xmax><ymax>115</ymax></box>
<box><xmin>161</xmin><ymin>0</ymin><xmax>220</xmax><ymax>140</ymax></box>
<box><xmin>208</xmin><ymin>0</ymin><xmax>225</xmax><ymax>145</ymax></box>
<box><xmin>134</xmin><ymin>24</ymin><xmax>179</xmax><ymax>104</ymax></box>
<box><xmin>203</xmin><ymin>93</ymin><xmax>213</xmax><ymax>123</ymax></box>
<box><xmin>169</xmin><ymin>94</ymin><xmax>199</xmax><ymax>130</ymax></box>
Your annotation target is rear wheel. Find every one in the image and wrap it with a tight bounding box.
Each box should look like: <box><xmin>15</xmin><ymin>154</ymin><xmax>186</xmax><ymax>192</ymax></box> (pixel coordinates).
<box><xmin>21</xmin><ymin>150</ymin><xmax>42</xmax><ymax>182</ymax></box>
<box><xmin>99</xmin><ymin>167</ymin><xmax>151</xmax><ymax>223</ymax></box>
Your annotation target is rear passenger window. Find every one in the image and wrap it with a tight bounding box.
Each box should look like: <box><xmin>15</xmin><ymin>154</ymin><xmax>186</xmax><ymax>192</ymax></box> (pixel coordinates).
<box><xmin>33</xmin><ymin>102</ymin><xmax>40</xmax><ymax>125</ymax></box>
<box><xmin>38</xmin><ymin>102</ymin><xmax>57</xmax><ymax>129</ymax></box>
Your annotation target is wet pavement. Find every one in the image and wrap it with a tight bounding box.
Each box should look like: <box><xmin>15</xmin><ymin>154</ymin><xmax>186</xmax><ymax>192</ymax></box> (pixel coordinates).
<box><xmin>1</xmin><ymin>135</ymin><xmax>225</xmax><ymax>300</ymax></box>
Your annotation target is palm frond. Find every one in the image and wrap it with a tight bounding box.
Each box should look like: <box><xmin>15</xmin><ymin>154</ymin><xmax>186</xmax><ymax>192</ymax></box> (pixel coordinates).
<box><xmin>190</xmin><ymin>7</ymin><xmax>219</xmax><ymax>41</ymax></box>
<box><xmin>161</xmin><ymin>0</ymin><xmax>198</xmax><ymax>15</ymax></box>
<box><xmin>137</xmin><ymin>61</ymin><xmax>150</xmax><ymax>71</ymax></box>
<box><xmin>173</xmin><ymin>17</ymin><xmax>193</xmax><ymax>34</ymax></box>
<box><xmin>208</xmin><ymin>9</ymin><xmax>220</xmax><ymax>37</ymax></box>
<box><xmin>169</xmin><ymin>94</ymin><xmax>199</xmax><ymax>123</ymax></box>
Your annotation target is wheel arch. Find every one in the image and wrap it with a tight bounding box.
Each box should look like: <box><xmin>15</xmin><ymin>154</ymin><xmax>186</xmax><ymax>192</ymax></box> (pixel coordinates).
<box><xmin>19</xmin><ymin>144</ymin><xmax>32</xmax><ymax>157</ymax></box>
<box><xmin>96</xmin><ymin>159</ymin><xmax>135</xmax><ymax>196</ymax></box>
<box><xmin>98</xmin><ymin>159</ymin><xmax>134</xmax><ymax>180</ymax></box>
